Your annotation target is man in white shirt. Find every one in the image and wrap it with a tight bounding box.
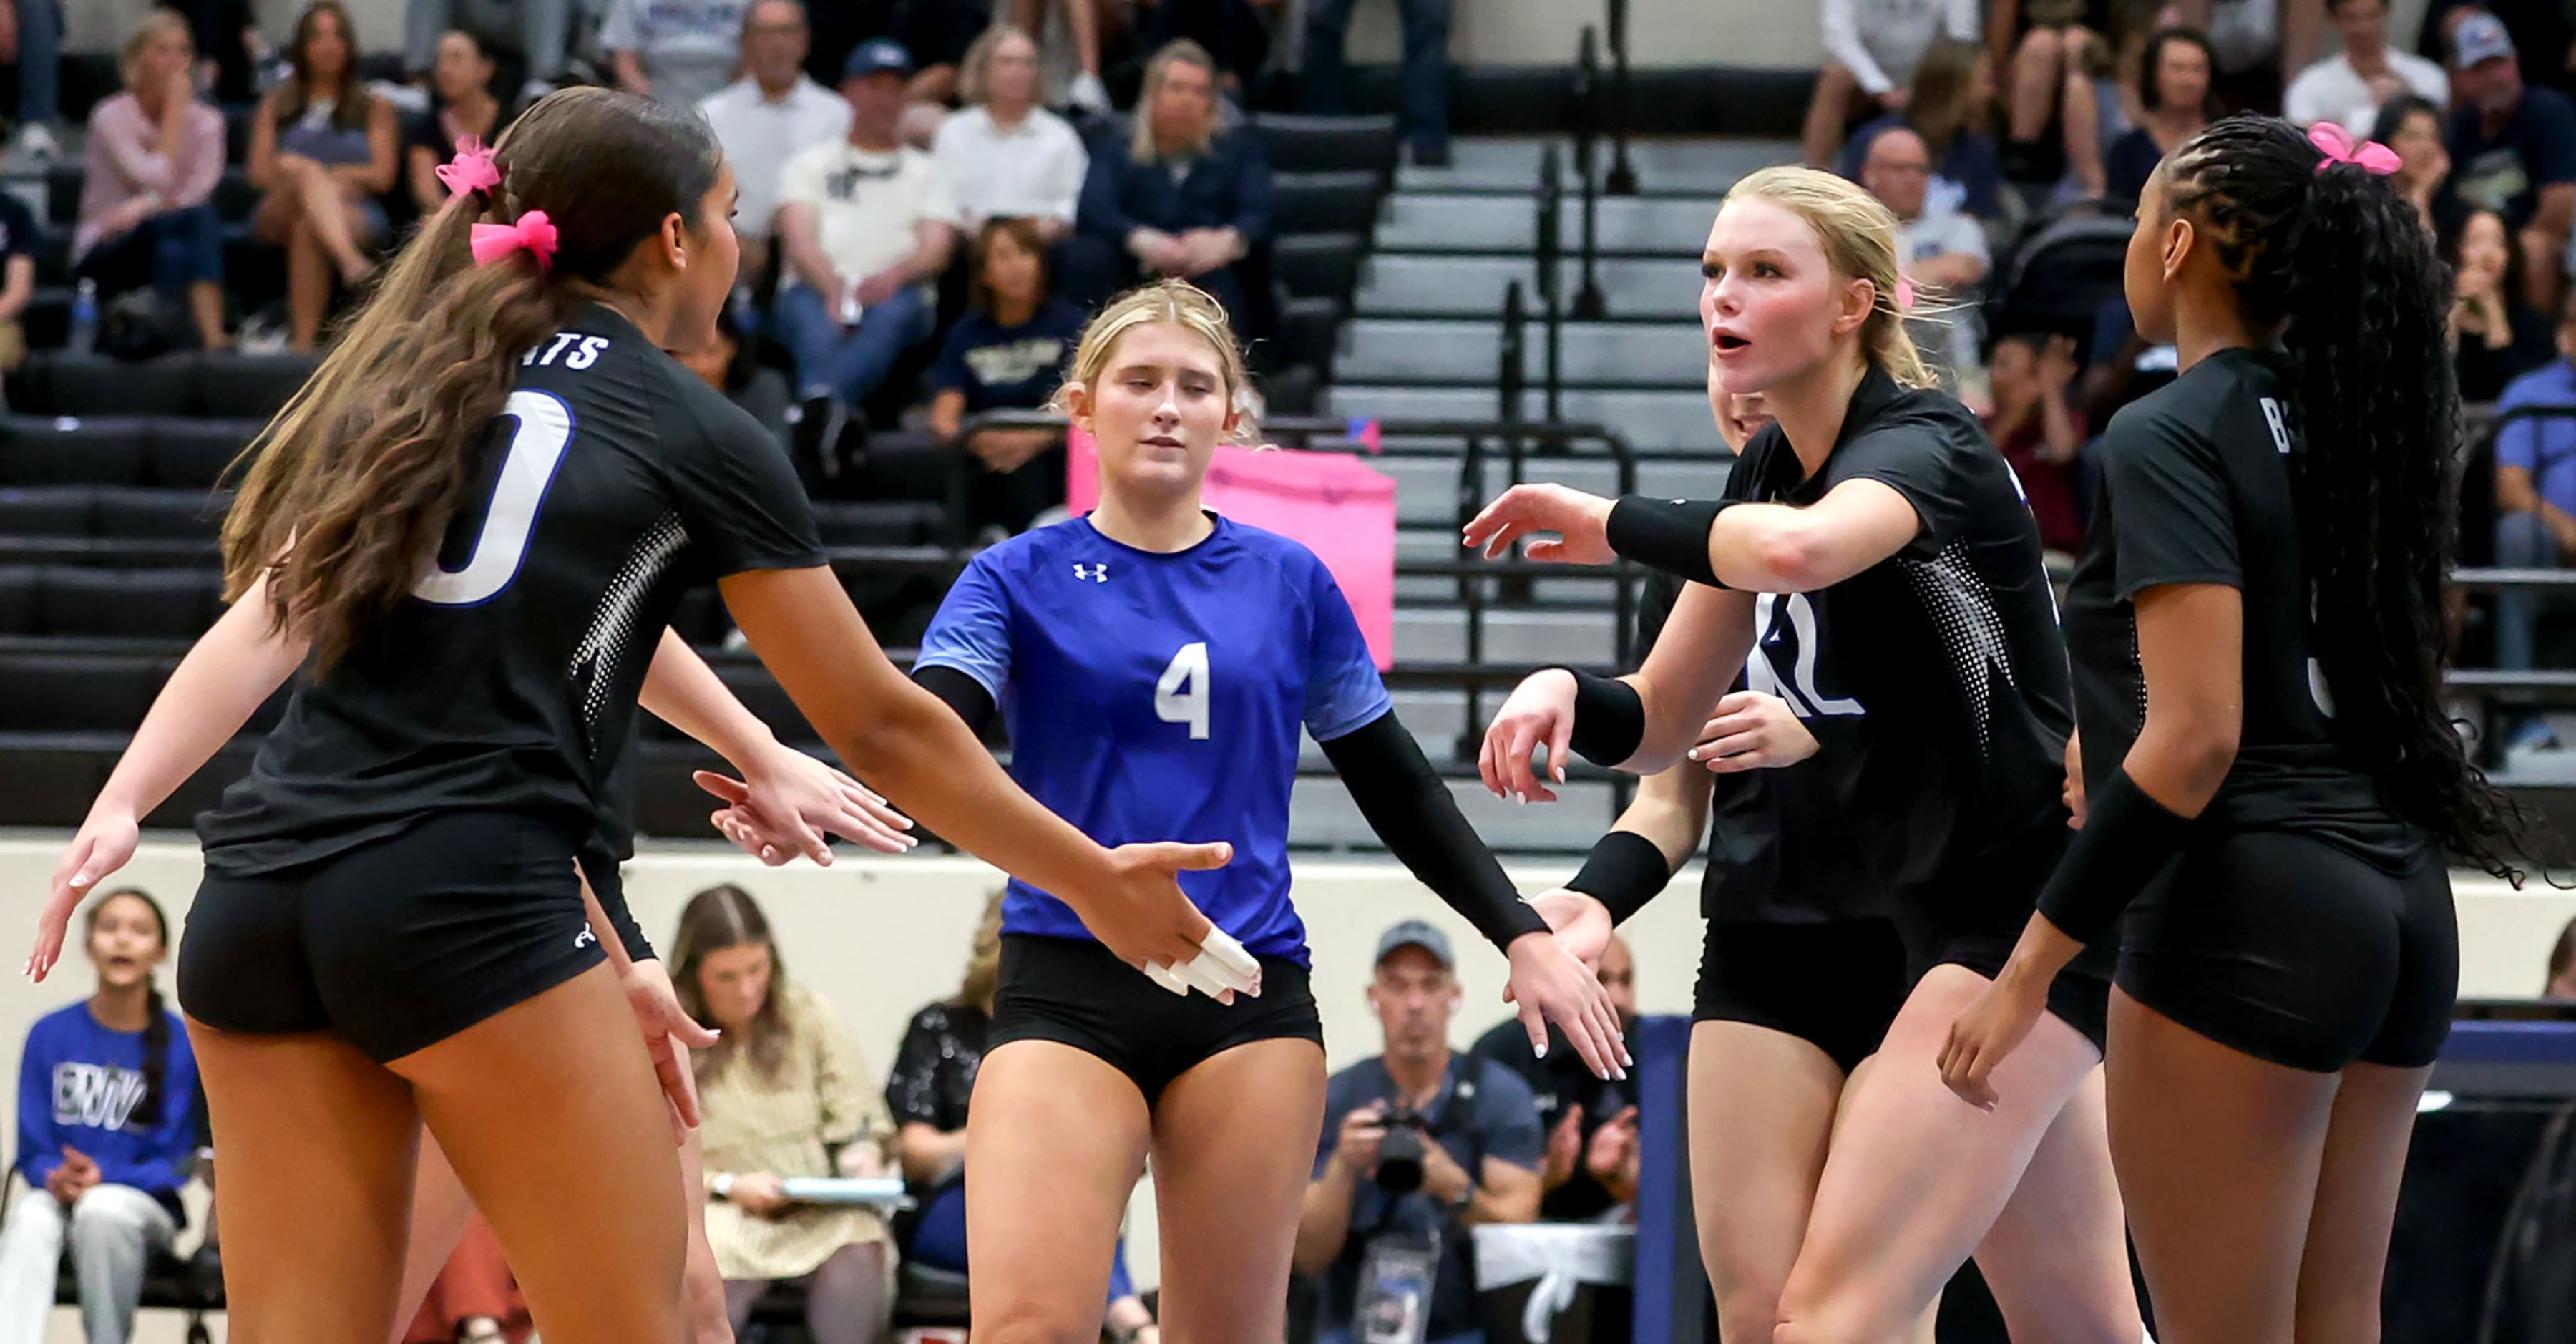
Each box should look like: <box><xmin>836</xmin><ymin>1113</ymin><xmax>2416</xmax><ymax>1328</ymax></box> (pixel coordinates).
<box><xmin>602</xmin><ymin>0</ymin><xmax>750</xmax><ymax>111</ymax></box>
<box><xmin>774</xmin><ymin>39</ymin><xmax>962</xmax><ymax>444</ymax></box>
<box><xmin>1863</xmin><ymin>127</ymin><xmax>1989</xmax><ymax>399</ymax></box>
<box><xmin>2283</xmin><ymin>0</ymin><xmax>2446</xmax><ymax>131</ymax></box>
<box><xmin>699</xmin><ymin>0</ymin><xmax>852</xmax><ymax>278</ymax></box>
<box><xmin>932</xmin><ymin>24</ymin><xmax>1088</xmax><ymax>241</ymax></box>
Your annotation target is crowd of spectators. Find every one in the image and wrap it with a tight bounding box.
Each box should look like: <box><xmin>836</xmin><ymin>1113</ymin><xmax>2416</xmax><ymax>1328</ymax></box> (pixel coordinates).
<box><xmin>0</xmin><ymin>0</ymin><xmax>1470</xmax><ymax>535</ymax></box>
<box><xmin>1816</xmin><ymin>0</ymin><xmax>2576</xmax><ymax>729</ymax></box>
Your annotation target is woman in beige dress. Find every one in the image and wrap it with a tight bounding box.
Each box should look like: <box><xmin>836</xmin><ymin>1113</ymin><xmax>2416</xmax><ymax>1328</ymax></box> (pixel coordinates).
<box><xmin>675</xmin><ymin>884</ymin><xmax>897</xmax><ymax>1344</ymax></box>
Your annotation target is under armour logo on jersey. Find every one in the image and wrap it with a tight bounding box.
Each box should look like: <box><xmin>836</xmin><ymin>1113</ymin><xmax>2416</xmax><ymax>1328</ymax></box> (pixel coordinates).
<box><xmin>573</xmin><ymin>928</ymin><xmax>597</xmax><ymax>949</ymax></box>
<box><xmin>1073</xmin><ymin>563</ymin><xmax>1110</xmax><ymax>582</ymax></box>
<box><xmin>2260</xmin><ymin>396</ymin><xmax>2293</xmax><ymax>455</ymax></box>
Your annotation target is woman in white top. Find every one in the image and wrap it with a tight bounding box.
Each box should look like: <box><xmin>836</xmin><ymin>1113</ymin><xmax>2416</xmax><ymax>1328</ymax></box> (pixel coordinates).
<box><xmin>932</xmin><ymin>24</ymin><xmax>1088</xmax><ymax>243</ymax></box>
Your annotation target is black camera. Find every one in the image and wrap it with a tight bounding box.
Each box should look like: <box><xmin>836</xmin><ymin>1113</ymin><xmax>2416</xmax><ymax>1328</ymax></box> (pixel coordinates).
<box><xmin>1373</xmin><ymin>1105</ymin><xmax>1432</xmax><ymax>1194</ymax></box>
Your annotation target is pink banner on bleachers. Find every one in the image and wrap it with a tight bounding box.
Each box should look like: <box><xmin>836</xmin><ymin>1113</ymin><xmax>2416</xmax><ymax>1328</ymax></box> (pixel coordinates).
<box><xmin>1068</xmin><ymin>425</ymin><xmax>1396</xmax><ymax>670</ymax></box>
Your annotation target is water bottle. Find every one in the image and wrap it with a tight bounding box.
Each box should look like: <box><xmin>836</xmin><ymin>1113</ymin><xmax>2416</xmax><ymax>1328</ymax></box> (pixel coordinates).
<box><xmin>67</xmin><ymin>279</ymin><xmax>97</xmax><ymax>356</ymax></box>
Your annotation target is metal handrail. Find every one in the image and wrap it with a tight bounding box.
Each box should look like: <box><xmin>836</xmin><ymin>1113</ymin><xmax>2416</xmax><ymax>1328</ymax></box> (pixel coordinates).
<box><xmin>1570</xmin><ymin>31</ymin><xmax>1607</xmax><ymax>321</ymax></box>
<box><xmin>1604</xmin><ymin>0</ymin><xmax>1639</xmax><ymax>195</ymax></box>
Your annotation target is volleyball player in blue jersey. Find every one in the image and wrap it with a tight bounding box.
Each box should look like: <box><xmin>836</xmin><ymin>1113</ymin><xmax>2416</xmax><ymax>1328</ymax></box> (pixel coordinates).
<box><xmin>907</xmin><ymin>280</ymin><xmax>1626</xmax><ymax>1343</ymax></box>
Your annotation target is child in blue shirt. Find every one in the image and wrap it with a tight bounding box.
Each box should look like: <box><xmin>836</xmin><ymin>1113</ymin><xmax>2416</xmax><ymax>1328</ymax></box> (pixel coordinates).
<box><xmin>0</xmin><ymin>888</ymin><xmax>199</xmax><ymax>1344</ymax></box>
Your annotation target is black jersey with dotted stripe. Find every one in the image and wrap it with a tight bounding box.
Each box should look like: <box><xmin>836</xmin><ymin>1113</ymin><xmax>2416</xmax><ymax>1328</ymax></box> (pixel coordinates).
<box><xmin>196</xmin><ymin>304</ymin><xmax>825</xmax><ymax>875</ymax></box>
<box><xmin>1658</xmin><ymin>366</ymin><xmax>2073</xmax><ymax>923</ymax></box>
<box><xmin>2062</xmin><ymin>346</ymin><xmax>2426</xmax><ymax>864</ymax></box>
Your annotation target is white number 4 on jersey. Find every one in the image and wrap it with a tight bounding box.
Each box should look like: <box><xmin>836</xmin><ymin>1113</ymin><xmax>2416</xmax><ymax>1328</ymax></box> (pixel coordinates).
<box><xmin>1156</xmin><ymin>642</ymin><xmax>1211</xmax><ymax>739</ymax></box>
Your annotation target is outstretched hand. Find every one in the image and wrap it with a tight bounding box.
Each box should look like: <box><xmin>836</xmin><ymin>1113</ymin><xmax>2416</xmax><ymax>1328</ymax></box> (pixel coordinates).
<box><xmin>1462</xmin><ymin>484</ymin><xmax>1620</xmax><ymax>565</ymax></box>
<box><xmin>694</xmin><ymin>750</ymin><xmax>916</xmax><ymax>865</ymax></box>
<box><xmin>1080</xmin><ymin>841</ymin><xmax>1258</xmax><ymax>1002</ymax></box>
<box><xmin>29</xmin><ymin>809</ymin><xmax>140</xmax><ymax>983</ymax></box>
<box><xmin>1501</xmin><ymin>932</ymin><xmax>1631</xmax><ymax>1081</ymax></box>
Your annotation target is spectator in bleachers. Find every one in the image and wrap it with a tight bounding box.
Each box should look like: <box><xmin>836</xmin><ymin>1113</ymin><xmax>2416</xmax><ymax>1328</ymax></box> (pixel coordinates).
<box><xmin>0</xmin><ymin>890</ymin><xmax>199</xmax><ymax>1344</ymax></box>
<box><xmin>1995</xmin><ymin>1</ymin><xmax>2110</xmax><ymax>200</ymax></box>
<box><xmin>678</xmin><ymin>301</ymin><xmax>796</xmax><ymax>444</ymax></box>
<box><xmin>1297</xmin><ymin>921</ymin><xmax>1543</xmax><ymax>1344</ymax></box>
<box><xmin>403</xmin><ymin>0</ymin><xmax>570</xmax><ymax>111</ymax></box>
<box><xmin>1071</xmin><ymin>39</ymin><xmax>1274</xmax><ymax>324</ymax></box>
<box><xmin>0</xmin><ymin>177</ymin><xmax>30</xmax><ymax>376</ymax></box>
<box><xmin>404</xmin><ymin>29</ymin><xmax>504</xmax><ymax>218</ymax></box>
<box><xmin>1838</xmin><ymin>42</ymin><xmax>2007</xmax><ymax>220</ymax></box>
<box><xmin>675</xmin><ymin>884</ymin><xmax>898</xmax><ymax>1344</ymax></box>
<box><xmin>1983</xmin><ymin>329</ymin><xmax>2087</xmax><ymax>553</ymax></box>
<box><xmin>934</xmin><ymin>24</ymin><xmax>1088</xmax><ymax>243</ymax></box>
<box><xmin>2546</xmin><ymin>916</ymin><xmax>2576</xmax><ymax>998</ymax></box>
<box><xmin>1802</xmin><ymin>0</ymin><xmax>1980</xmax><ymax>170</ymax></box>
<box><xmin>2284</xmin><ymin>0</ymin><xmax>2446</xmax><ymax>130</ymax></box>
<box><xmin>2451</xmin><ymin>207</ymin><xmax>2553</xmax><ymax>401</ymax></box>
<box><xmin>1861</xmin><ymin>126</ymin><xmax>1989</xmax><ymax>395</ymax></box>
<box><xmin>1469</xmin><ymin>933</ymin><xmax>1640</xmax><ymax>1222</ymax></box>
<box><xmin>2105</xmin><ymin>26</ymin><xmax>2218</xmax><ymax>207</ymax></box>
<box><xmin>0</xmin><ymin>0</ymin><xmax>62</xmax><ymax>160</ymax></box>
<box><xmin>249</xmin><ymin>1</ymin><xmax>399</xmax><ymax>352</ymax></box>
<box><xmin>602</xmin><ymin>0</ymin><xmax>751</xmax><ymax>112</ymax></box>
<box><xmin>162</xmin><ymin>0</ymin><xmax>262</xmax><ymax>105</ymax></box>
<box><xmin>929</xmin><ymin>217</ymin><xmax>1084</xmax><ymax>535</ymax></box>
<box><xmin>2163</xmin><ymin>0</ymin><xmax>2326</xmax><ymax>109</ymax></box>
<box><xmin>2448</xmin><ymin>10</ymin><xmax>2576</xmax><ymax>315</ymax></box>
<box><xmin>775</xmin><ymin>38</ymin><xmax>961</xmax><ymax>449</ymax></box>
<box><xmin>2490</xmin><ymin>291</ymin><xmax>2576</xmax><ymax>739</ymax></box>
<box><xmin>1304</xmin><ymin>0</ymin><xmax>1450</xmax><ymax>165</ymax></box>
<box><xmin>699</xmin><ymin>0</ymin><xmax>852</xmax><ymax>283</ymax></box>
<box><xmin>74</xmin><ymin>10</ymin><xmax>228</xmax><ymax>355</ymax></box>
<box><xmin>2373</xmin><ymin>92</ymin><xmax>2453</xmax><ymax>231</ymax></box>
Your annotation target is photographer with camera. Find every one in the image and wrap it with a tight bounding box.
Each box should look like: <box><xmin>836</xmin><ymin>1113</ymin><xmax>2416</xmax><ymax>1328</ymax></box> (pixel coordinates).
<box><xmin>1296</xmin><ymin>921</ymin><xmax>1543</xmax><ymax>1344</ymax></box>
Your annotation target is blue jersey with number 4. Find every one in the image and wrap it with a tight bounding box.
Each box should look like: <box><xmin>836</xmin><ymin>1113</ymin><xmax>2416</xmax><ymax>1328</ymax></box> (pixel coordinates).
<box><xmin>915</xmin><ymin>515</ymin><xmax>1390</xmax><ymax>963</ymax></box>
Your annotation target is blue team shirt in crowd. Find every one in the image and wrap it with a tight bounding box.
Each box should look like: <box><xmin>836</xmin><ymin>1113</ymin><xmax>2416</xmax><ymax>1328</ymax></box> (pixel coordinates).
<box><xmin>14</xmin><ymin>1003</ymin><xmax>200</xmax><ymax>1211</ymax></box>
<box><xmin>914</xmin><ymin>514</ymin><xmax>1391</xmax><ymax>963</ymax></box>
<box><xmin>2497</xmin><ymin>360</ymin><xmax>2576</xmax><ymax>517</ymax></box>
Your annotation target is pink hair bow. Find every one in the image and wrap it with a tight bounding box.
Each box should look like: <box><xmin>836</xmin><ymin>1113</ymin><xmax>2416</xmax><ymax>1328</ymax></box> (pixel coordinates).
<box><xmin>1895</xmin><ymin>277</ymin><xmax>1916</xmax><ymax>312</ymax></box>
<box><xmin>434</xmin><ymin>135</ymin><xmax>501</xmax><ymax>198</ymax></box>
<box><xmin>2308</xmin><ymin>122</ymin><xmax>2401</xmax><ymax>176</ymax></box>
<box><xmin>470</xmin><ymin>211</ymin><xmax>557</xmax><ymax>271</ymax></box>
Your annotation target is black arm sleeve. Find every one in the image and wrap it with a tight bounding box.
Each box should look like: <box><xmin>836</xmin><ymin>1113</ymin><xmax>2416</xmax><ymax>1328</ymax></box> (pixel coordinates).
<box><xmin>914</xmin><ymin>664</ymin><xmax>999</xmax><ymax>738</ymax></box>
<box><xmin>1320</xmin><ymin>711</ymin><xmax>1551</xmax><ymax>955</ymax></box>
<box><xmin>2033</xmin><ymin>768</ymin><xmax>2195</xmax><ymax>946</ymax></box>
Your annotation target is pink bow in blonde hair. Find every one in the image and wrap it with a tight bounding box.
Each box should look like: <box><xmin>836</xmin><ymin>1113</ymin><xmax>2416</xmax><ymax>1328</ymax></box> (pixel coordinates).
<box><xmin>2308</xmin><ymin>122</ymin><xmax>2401</xmax><ymax>176</ymax></box>
<box><xmin>470</xmin><ymin>211</ymin><xmax>557</xmax><ymax>271</ymax></box>
<box><xmin>434</xmin><ymin>136</ymin><xmax>502</xmax><ymax>198</ymax></box>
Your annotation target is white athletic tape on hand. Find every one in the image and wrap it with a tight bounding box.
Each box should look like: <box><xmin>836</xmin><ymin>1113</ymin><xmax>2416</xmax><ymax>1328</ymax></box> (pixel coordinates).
<box><xmin>1139</xmin><ymin>930</ymin><xmax>1262</xmax><ymax>1000</ymax></box>
<box><xmin>1143</xmin><ymin>960</ymin><xmax>1191</xmax><ymax>995</ymax></box>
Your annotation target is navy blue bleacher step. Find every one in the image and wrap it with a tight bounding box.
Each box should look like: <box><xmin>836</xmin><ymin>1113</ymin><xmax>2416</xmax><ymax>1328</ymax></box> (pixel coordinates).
<box><xmin>6</xmin><ymin>349</ymin><xmax>316</xmax><ymax>420</ymax></box>
<box><xmin>1251</xmin><ymin>114</ymin><xmax>1399</xmax><ymax>179</ymax></box>
<box><xmin>0</xmin><ymin>414</ymin><xmax>265</xmax><ymax>489</ymax></box>
<box><xmin>1273</xmin><ymin>234</ymin><xmax>1361</xmax><ymax>303</ymax></box>
<box><xmin>1272</xmin><ymin>172</ymin><xmax>1385</xmax><ymax>237</ymax></box>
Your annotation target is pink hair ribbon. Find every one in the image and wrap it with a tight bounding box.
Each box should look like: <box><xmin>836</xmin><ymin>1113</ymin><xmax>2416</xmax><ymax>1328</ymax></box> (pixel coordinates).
<box><xmin>1895</xmin><ymin>277</ymin><xmax>1916</xmax><ymax>311</ymax></box>
<box><xmin>434</xmin><ymin>135</ymin><xmax>501</xmax><ymax>198</ymax></box>
<box><xmin>2308</xmin><ymin>122</ymin><xmax>2401</xmax><ymax>176</ymax></box>
<box><xmin>470</xmin><ymin>211</ymin><xmax>557</xmax><ymax>271</ymax></box>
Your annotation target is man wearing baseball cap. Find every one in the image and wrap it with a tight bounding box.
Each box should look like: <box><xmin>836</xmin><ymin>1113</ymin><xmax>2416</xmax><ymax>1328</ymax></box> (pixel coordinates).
<box><xmin>2446</xmin><ymin>9</ymin><xmax>2576</xmax><ymax>311</ymax></box>
<box><xmin>1296</xmin><ymin>920</ymin><xmax>1543</xmax><ymax>1344</ymax></box>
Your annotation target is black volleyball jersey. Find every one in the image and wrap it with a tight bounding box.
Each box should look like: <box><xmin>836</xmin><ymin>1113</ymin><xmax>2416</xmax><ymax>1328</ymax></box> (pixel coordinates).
<box><xmin>1653</xmin><ymin>368</ymin><xmax>2074</xmax><ymax>923</ymax></box>
<box><xmin>2063</xmin><ymin>347</ymin><xmax>2421</xmax><ymax>859</ymax></box>
<box><xmin>197</xmin><ymin>305</ymin><xmax>826</xmax><ymax>874</ymax></box>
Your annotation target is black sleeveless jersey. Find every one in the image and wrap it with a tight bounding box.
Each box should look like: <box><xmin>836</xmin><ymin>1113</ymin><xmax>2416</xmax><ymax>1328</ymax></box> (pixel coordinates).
<box><xmin>197</xmin><ymin>305</ymin><xmax>825</xmax><ymax>873</ymax></box>
<box><xmin>2062</xmin><ymin>346</ymin><xmax>2425</xmax><ymax>863</ymax></box>
<box><xmin>1644</xmin><ymin>368</ymin><xmax>2074</xmax><ymax>922</ymax></box>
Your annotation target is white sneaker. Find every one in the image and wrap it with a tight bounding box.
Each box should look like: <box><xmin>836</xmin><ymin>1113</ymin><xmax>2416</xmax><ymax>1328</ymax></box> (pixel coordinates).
<box><xmin>11</xmin><ymin>124</ymin><xmax>57</xmax><ymax>162</ymax></box>
<box><xmin>1069</xmin><ymin>70</ymin><xmax>1111</xmax><ymax>114</ymax></box>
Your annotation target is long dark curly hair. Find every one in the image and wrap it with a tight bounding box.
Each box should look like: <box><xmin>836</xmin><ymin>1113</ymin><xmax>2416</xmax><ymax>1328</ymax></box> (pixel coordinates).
<box><xmin>2160</xmin><ymin>114</ymin><xmax>2522</xmax><ymax>877</ymax></box>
